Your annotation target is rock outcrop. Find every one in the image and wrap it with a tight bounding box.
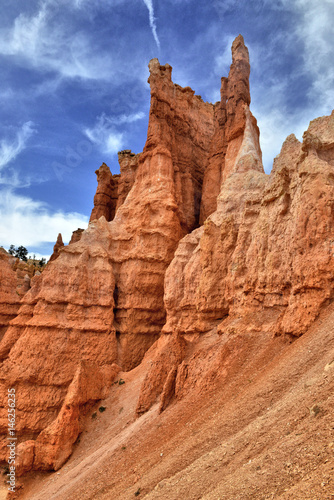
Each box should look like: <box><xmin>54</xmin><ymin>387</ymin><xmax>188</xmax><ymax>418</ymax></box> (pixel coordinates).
<box><xmin>0</xmin><ymin>249</ymin><xmax>32</xmax><ymax>341</ymax></box>
<box><xmin>200</xmin><ymin>34</ymin><xmax>262</xmax><ymax>223</ymax></box>
<box><xmin>49</xmin><ymin>233</ymin><xmax>64</xmax><ymax>262</ymax></box>
<box><xmin>163</xmin><ymin>112</ymin><xmax>334</xmax><ymax>339</ymax></box>
<box><xmin>69</xmin><ymin>228</ymin><xmax>84</xmax><ymax>245</ymax></box>
<box><xmin>0</xmin><ymin>218</ymin><xmax>118</xmax><ymax>467</ymax></box>
<box><xmin>0</xmin><ymin>36</ymin><xmax>222</xmax><ymax>471</ymax></box>
<box><xmin>89</xmin><ymin>163</ymin><xmax>119</xmax><ymax>223</ymax></box>
<box><xmin>137</xmin><ymin>110</ymin><xmax>334</xmax><ymax>413</ymax></box>
<box><xmin>1</xmin><ymin>34</ymin><xmax>334</xmax><ymax>483</ymax></box>
<box><xmin>116</xmin><ymin>150</ymin><xmax>140</xmax><ymax>209</ymax></box>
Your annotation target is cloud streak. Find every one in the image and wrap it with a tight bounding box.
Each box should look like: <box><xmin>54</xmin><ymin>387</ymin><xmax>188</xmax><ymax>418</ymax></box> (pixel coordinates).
<box><xmin>84</xmin><ymin>114</ymin><xmax>124</xmax><ymax>155</ymax></box>
<box><xmin>84</xmin><ymin>112</ymin><xmax>145</xmax><ymax>155</ymax></box>
<box><xmin>0</xmin><ymin>2</ymin><xmax>114</xmax><ymax>80</ymax></box>
<box><xmin>293</xmin><ymin>0</ymin><xmax>334</xmax><ymax>113</ymax></box>
<box><xmin>0</xmin><ymin>122</ymin><xmax>36</xmax><ymax>171</ymax></box>
<box><xmin>142</xmin><ymin>0</ymin><xmax>160</xmax><ymax>49</ymax></box>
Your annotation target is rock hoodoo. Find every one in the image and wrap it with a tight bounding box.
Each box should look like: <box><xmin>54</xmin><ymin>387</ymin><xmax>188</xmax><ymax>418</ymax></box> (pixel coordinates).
<box><xmin>49</xmin><ymin>233</ymin><xmax>64</xmax><ymax>262</ymax></box>
<box><xmin>69</xmin><ymin>228</ymin><xmax>84</xmax><ymax>245</ymax></box>
<box><xmin>89</xmin><ymin>162</ymin><xmax>119</xmax><ymax>223</ymax></box>
<box><xmin>200</xmin><ymin>34</ymin><xmax>262</xmax><ymax>223</ymax></box>
<box><xmin>116</xmin><ymin>150</ymin><xmax>140</xmax><ymax>209</ymax></box>
<box><xmin>1</xmin><ymin>34</ymin><xmax>334</xmax><ymax>486</ymax></box>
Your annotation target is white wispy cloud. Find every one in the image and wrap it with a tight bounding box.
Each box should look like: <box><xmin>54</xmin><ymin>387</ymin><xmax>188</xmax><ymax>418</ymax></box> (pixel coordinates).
<box><xmin>0</xmin><ymin>189</ymin><xmax>88</xmax><ymax>252</ymax></box>
<box><xmin>253</xmin><ymin>0</ymin><xmax>334</xmax><ymax>171</ymax></box>
<box><xmin>84</xmin><ymin>112</ymin><xmax>145</xmax><ymax>155</ymax></box>
<box><xmin>253</xmin><ymin>106</ymin><xmax>310</xmax><ymax>173</ymax></box>
<box><xmin>114</xmin><ymin>112</ymin><xmax>145</xmax><ymax>124</ymax></box>
<box><xmin>0</xmin><ymin>122</ymin><xmax>36</xmax><ymax>171</ymax></box>
<box><xmin>213</xmin><ymin>0</ymin><xmax>240</xmax><ymax>19</ymax></box>
<box><xmin>0</xmin><ymin>2</ymin><xmax>113</xmax><ymax>80</ymax></box>
<box><xmin>84</xmin><ymin>115</ymin><xmax>124</xmax><ymax>155</ymax></box>
<box><xmin>293</xmin><ymin>0</ymin><xmax>334</xmax><ymax>114</ymax></box>
<box><xmin>142</xmin><ymin>0</ymin><xmax>160</xmax><ymax>49</ymax></box>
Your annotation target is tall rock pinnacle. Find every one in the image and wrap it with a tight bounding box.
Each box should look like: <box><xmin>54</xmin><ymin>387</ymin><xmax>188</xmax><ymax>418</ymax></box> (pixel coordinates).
<box><xmin>200</xmin><ymin>34</ymin><xmax>262</xmax><ymax>223</ymax></box>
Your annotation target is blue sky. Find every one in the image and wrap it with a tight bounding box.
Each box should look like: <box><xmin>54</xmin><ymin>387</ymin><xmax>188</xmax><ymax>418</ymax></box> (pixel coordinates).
<box><xmin>0</xmin><ymin>0</ymin><xmax>333</xmax><ymax>258</ymax></box>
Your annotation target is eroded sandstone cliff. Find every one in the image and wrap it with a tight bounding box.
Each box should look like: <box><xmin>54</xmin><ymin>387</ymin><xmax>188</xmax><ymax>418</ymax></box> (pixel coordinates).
<box><xmin>0</xmin><ymin>249</ymin><xmax>34</xmax><ymax>342</ymax></box>
<box><xmin>1</xmin><ymin>34</ymin><xmax>334</xmax><ymax>485</ymax></box>
<box><xmin>137</xmin><ymin>110</ymin><xmax>334</xmax><ymax>414</ymax></box>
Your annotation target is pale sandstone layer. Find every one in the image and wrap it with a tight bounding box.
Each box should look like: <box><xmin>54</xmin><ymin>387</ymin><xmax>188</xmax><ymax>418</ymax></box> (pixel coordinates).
<box><xmin>163</xmin><ymin>113</ymin><xmax>334</xmax><ymax>338</ymax></box>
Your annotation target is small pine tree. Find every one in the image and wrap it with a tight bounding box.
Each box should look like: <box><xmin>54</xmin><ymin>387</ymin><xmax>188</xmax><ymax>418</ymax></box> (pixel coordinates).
<box><xmin>15</xmin><ymin>246</ymin><xmax>28</xmax><ymax>262</ymax></box>
<box><xmin>8</xmin><ymin>245</ymin><xmax>16</xmax><ymax>255</ymax></box>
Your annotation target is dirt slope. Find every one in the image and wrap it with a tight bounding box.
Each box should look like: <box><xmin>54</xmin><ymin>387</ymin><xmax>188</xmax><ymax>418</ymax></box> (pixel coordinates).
<box><xmin>17</xmin><ymin>301</ymin><xmax>334</xmax><ymax>500</ymax></box>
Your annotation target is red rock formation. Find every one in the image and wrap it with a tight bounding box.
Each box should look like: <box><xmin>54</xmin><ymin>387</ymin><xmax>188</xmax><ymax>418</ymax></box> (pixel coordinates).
<box><xmin>0</xmin><ymin>249</ymin><xmax>31</xmax><ymax>340</ymax></box>
<box><xmin>89</xmin><ymin>163</ymin><xmax>119</xmax><ymax>222</ymax></box>
<box><xmin>163</xmin><ymin>112</ymin><xmax>334</xmax><ymax>339</ymax></box>
<box><xmin>200</xmin><ymin>34</ymin><xmax>262</xmax><ymax>224</ymax></box>
<box><xmin>116</xmin><ymin>150</ymin><xmax>140</xmax><ymax>209</ymax></box>
<box><xmin>49</xmin><ymin>233</ymin><xmax>64</xmax><ymax>262</ymax></box>
<box><xmin>146</xmin><ymin>58</ymin><xmax>215</xmax><ymax>232</ymax></box>
<box><xmin>33</xmin><ymin>361</ymin><xmax>120</xmax><ymax>471</ymax></box>
<box><xmin>0</xmin><ymin>48</ymin><xmax>219</xmax><ymax>472</ymax></box>
<box><xmin>0</xmin><ymin>218</ymin><xmax>118</xmax><ymax>465</ymax></box>
<box><xmin>136</xmin><ymin>332</ymin><xmax>187</xmax><ymax>415</ymax></box>
<box><xmin>2</xmin><ymin>34</ymin><xmax>334</xmax><ymax>483</ymax></box>
<box><xmin>138</xmin><ymin>110</ymin><xmax>334</xmax><ymax>414</ymax></box>
<box><xmin>69</xmin><ymin>228</ymin><xmax>84</xmax><ymax>245</ymax></box>
<box><xmin>0</xmin><ymin>35</ymin><xmax>265</xmax><ymax>473</ymax></box>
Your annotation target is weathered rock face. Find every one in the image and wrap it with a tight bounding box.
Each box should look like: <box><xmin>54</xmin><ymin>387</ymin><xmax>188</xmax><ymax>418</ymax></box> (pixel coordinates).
<box><xmin>87</xmin><ymin>56</ymin><xmax>223</xmax><ymax>371</ymax></box>
<box><xmin>0</xmin><ymin>249</ymin><xmax>31</xmax><ymax>340</ymax></box>
<box><xmin>146</xmin><ymin>59</ymin><xmax>215</xmax><ymax>232</ymax></box>
<box><xmin>49</xmin><ymin>233</ymin><xmax>64</xmax><ymax>262</ymax></box>
<box><xmin>69</xmin><ymin>228</ymin><xmax>84</xmax><ymax>245</ymax></box>
<box><xmin>89</xmin><ymin>163</ymin><xmax>119</xmax><ymax>222</ymax></box>
<box><xmin>163</xmin><ymin>112</ymin><xmax>334</xmax><ymax>339</ymax></box>
<box><xmin>137</xmin><ymin>111</ymin><xmax>334</xmax><ymax>415</ymax></box>
<box><xmin>116</xmin><ymin>150</ymin><xmax>140</xmax><ymax>209</ymax></box>
<box><xmin>0</xmin><ymin>218</ymin><xmax>118</xmax><ymax>466</ymax></box>
<box><xmin>0</xmin><ymin>36</ymin><xmax>227</xmax><ymax>472</ymax></box>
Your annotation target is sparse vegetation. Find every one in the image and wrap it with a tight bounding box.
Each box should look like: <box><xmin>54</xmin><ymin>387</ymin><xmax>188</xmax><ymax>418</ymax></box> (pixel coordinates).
<box><xmin>99</xmin><ymin>405</ymin><xmax>106</xmax><ymax>413</ymax></box>
<box><xmin>8</xmin><ymin>244</ymin><xmax>28</xmax><ymax>261</ymax></box>
<box><xmin>92</xmin><ymin>412</ymin><xmax>97</xmax><ymax>419</ymax></box>
<box><xmin>7</xmin><ymin>245</ymin><xmax>47</xmax><ymax>271</ymax></box>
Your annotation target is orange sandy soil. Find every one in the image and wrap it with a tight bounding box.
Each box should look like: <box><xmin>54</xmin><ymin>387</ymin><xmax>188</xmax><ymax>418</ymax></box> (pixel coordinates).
<box><xmin>8</xmin><ymin>304</ymin><xmax>334</xmax><ymax>500</ymax></box>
